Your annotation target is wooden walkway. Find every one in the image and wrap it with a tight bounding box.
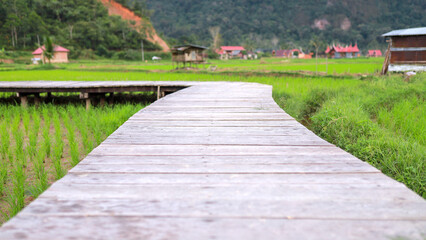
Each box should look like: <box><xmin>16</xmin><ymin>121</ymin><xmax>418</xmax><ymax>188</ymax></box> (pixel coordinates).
<box><xmin>0</xmin><ymin>81</ymin><xmax>425</xmax><ymax>239</ymax></box>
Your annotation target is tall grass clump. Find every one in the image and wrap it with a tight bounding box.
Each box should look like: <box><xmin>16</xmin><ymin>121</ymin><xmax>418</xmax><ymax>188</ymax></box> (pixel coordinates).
<box><xmin>298</xmin><ymin>74</ymin><xmax>426</xmax><ymax>197</ymax></box>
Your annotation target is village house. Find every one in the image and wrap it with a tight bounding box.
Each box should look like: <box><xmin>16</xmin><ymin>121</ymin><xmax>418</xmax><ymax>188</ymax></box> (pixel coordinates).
<box><xmin>217</xmin><ymin>46</ymin><xmax>245</xmax><ymax>60</ymax></box>
<box><xmin>171</xmin><ymin>44</ymin><xmax>207</xmax><ymax>68</ymax></box>
<box><xmin>381</xmin><ymin>27</ymin><xmax>426</xmax><ymax>72</ymax></box>
<box><xmin>32</xmin><ymin>45</ymin><xmax>70</xmax><ymax>64</ymax></box>
<box><xmin>367</xmin><ymin>50</ymin><xmax>382</xmax><ymax>57</ymax></box>
<box><xmin>325</xmin><ymin>44</ymin><xmax>360</xmax><ymax>58</ymax></box>
<box><xmin>274</xmin><ymin>49</ymin><xmax>300</xmax><ymax>58</ymax></box>
<box><xmin>298</xmin><ymin>52</ymin><xmax>313</xmax><ymax>59</ymax></box>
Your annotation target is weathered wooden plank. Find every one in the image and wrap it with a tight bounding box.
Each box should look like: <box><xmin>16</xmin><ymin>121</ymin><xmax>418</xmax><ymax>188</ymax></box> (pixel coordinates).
<box><xmin>77</xmin><ymin>155</ymin><xmax>363</xmax><ymax>165</ymax></box>
<box><xmin>1</xmin><ymin>216</ymin><xmax>424</xmax><ymax>240</ymax></box>
<box><xmin>89</xmin><ymin>144</ymin><xmax>347</xmax><ymax>156</ymax></box>
<box><xmin>61</xmin><ymin>172</ymin><xmax>394</xmax><ymax>185</ymax></box>
<box><xmin>102</xmin><ymin>136</ymin><xmax>331</xmax><ymax>146</ymax></box>
<box><xmin>69</xmin><ymin>162</ymin><xmax>378</xmax><ymax>174</ymax></box>
<box><xmin>113</xmin><ymin>124</ymin><xmax>310</xmax><ymax>134</ymax></box>
<box><xmin>39</xmin><ymin>184</ymin><xmax>417</xmax><ymax>202</ymax></box>
<box><xmin>124</xmin><ymin>120</ymin><xmax>303</xmax><ymax>127</ymax></box>
<box><xmin>17</xmin><ymin>198</ymin><xmax>426</xmax><ymax>220</ymax></box>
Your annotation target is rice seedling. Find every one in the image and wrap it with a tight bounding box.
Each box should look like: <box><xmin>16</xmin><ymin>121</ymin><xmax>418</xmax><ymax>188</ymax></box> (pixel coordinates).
<box><xmin>0</xmin><ymin>117</ymin><xmax>10</xmax><ymax>162</ymax></box>
<box><xmin>31</xmin><ymin>151</ymin><xmax>48</xmax><ymax>198</ymax></box>
<box><xmin>5</xmin><ymin>156</ymin><xmax>26</xmax><ymax>219</ymax></box>
<box><xmin>0</xmin><ymin>155</ymin><xmax>7</xmax><ymax>197</ymax></box>
<box><xmin>11</xmin><ymin>116</ymin><xmax>25</xmax><ymax>167</ymax></box>
<box><xmin>41</xmin><ymin>107</ymin><xmax>51</xmax><ymax>157</ymax></box>
<box><xmin>21</xmin><ymin>109</ymin><xmax>30</xmax><ymax>135</ymax></box>
<box><xmin>27</xmin><ymin>110</ymin><xmax>40</xmax><ymax>162</ymax></box>
<box><xmin>52</xmin><ymin>110</ymin><xmax>65</xmax><ymax>179</ymax></box>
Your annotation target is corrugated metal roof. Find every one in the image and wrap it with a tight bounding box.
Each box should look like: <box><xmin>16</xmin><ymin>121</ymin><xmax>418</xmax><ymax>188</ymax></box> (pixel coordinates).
<box><xmin>382</xmin><ymin>27</ymin><xmax>426</xmax><ymax>37</ymax></box>
<box><xmin>172</xmin><ymin>44</ymin><xmax>208</xmax><ymax>50</ymax></box>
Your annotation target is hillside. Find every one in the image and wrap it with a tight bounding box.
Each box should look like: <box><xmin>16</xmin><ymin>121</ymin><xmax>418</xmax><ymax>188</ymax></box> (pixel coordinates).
<box><xmin>99</xmin><ymin>0</ymin><xmax>169</xmax><ymax>52</ymax></box>
<box><xmin>145</xmin><ymin>0</ymin><xmax>426</xmax><ymax>52</ymax></box>
<box><xmin>0</xmin><ymin>0</ymin><xmax>167</xmax><ymax>54</ymax></box>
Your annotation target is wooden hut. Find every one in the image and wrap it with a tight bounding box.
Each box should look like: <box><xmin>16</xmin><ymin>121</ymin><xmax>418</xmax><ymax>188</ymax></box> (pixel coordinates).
<box><xmin>382</xmin><ymin>27</ymin><xmax>426</xmax><ymax>72</ymax></box>
<box><xmin>171</xmin><ymin>44</ymin><xmax>207</xmax><ymax>68</ymax></box>
<box><xmin>32</xmin><ymin>45</ymin><xmax>70</xmax><ymax>64</ymax></box>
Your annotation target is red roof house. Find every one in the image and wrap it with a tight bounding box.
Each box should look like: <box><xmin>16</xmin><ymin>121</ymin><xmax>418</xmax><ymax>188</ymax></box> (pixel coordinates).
<box><xmin>325</xmin><ymin>43</ymin><xmax>360</xmax><ymax>58</ymax></box>
<box><xmin>32</xmin><ymin>45</ymin><xmax>70</xmax><ymax>64</ymax></box>
<box><xmin>367</xmin><ymin>50</ymin><xmax>382</xmax><ymax>57</ymax></box>
<box><xmin>217</xmin><ymin>46</ymin><xmax>245</xmax><ymax>60</ymax></box>
<box><xmin>275</xmin><ymin>49</ymin><xmax>301</xmax><ymax>58</ymax></box>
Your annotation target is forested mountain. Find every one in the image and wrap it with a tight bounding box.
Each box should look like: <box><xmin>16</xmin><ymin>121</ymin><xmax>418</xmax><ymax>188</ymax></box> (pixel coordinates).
<box><xmin>0</xmin><ymin>0</ymin><xmax>162</xmax><ymax>56</ymax></box>
<box><xmin>145</xmin><ymin>0</ymin><xmax>426</xmax><ymax>52</ymax></box>
<box><xmin>0</xmin><ymin>0</ymin><xmax>424</xmax><ymax>55</ymax></box>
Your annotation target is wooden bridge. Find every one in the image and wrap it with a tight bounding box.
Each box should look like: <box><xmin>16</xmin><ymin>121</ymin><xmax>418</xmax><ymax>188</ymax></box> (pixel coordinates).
<box><xmin>0</xmin><ymin>81</ymin><xmax>425</xmax><ymax>239</ymax></box>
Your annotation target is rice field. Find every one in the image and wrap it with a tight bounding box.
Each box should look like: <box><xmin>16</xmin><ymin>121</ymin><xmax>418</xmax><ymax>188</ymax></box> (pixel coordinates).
<box><xmin>0</xmin><ymin>57</ymin><xmax>384</xmax><ymax>75</ymax></box>
<box><xmin>0</xmin><ymin>104</ymin><xmax>145</xmax><ymax>223</ymax></box>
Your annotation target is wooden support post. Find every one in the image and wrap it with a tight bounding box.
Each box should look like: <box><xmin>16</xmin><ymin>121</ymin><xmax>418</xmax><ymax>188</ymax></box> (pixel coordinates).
<box><xmin>34</xmin><ymin>93</ymin><xmax>41</xmax><ymax>107</ymax></box>
<box><xmin>85</xmin><ymin>98</ymin><xmax>91</xmax><ymax>110</ymax></box>
<box><xmin>157</xmin><ymin>86</ymin><xmax>161</xmax><ymax>100</ymax></box>
<box><xmin>46</xmin><ymin>92</ymin><xmax>52</xmax><ymax>103</ymax></box>
<box><xmin>108</xmin><ymin>92</ymin><xmax>114</xmax><ymax>105</ymax></box>
<box><xmin>381</xmin><ymin>41</ymin><xmax>391</xmax><ymax>75</ymax></box>
<box><xmin>17</xmin><ymin>92</ymin><xmax>29</xmax><ymax>108</ymax></box>
<box><xmin>80</xmin><ymin>92</ymin><xmax>91</xmax><ymax>110</ymax></box>
<box><xmin>20</xmin><ymin>95</ymin><xmax>28</xmax><ymax>108</ymax></box>
<box><xmin>99</xmin><ymin>94</ymin><xmax>106</xmax><ymax>107</ymax></box>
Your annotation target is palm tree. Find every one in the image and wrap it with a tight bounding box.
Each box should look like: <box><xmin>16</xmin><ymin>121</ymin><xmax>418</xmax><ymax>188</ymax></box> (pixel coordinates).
<box><xmin>43</xmin><ymin>36</ymin><xmax>54</xmax><ymax>64</ymax></box>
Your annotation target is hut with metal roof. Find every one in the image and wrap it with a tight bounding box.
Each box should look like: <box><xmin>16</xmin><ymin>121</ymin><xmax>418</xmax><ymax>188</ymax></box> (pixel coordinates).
<box><xmin>171</xmin><ymin>44</ymin><xmax>208</xmax><ymax>68</ymax></box>
<box><xmin>381</xmin><ymin>27</ymin><xmax>426</xmax><ymax>73</ymax></box>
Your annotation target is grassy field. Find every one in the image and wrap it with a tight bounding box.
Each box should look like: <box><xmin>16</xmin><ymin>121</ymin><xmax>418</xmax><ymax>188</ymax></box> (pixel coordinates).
<box><xmin>0</xmin><ymin>57</ymin><xmax>424</xmax><ymax>225</ymax></box>
<box><xmin>0</xmin><ymin>57</ymin><xmax>384</xmax><ymax>75</ymax></box>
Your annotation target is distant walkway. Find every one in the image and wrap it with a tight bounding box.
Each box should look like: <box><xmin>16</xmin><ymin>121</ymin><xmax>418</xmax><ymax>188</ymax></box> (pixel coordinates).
<box><xmin>0</xmin><ymin>81</ymin><xmax>425</xmax><ymax>239</ymax></box>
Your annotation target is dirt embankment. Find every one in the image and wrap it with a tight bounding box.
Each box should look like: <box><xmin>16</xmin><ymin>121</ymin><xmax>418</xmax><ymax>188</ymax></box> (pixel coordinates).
<box><xmin>99</xmin><ymin>0</ymin><xmax>170</xmax><ymax>52</ymax></box>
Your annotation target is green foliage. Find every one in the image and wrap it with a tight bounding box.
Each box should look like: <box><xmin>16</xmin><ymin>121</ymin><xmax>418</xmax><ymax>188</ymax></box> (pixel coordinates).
<box><xmin>96</xmin><ymin>45</ymin><xmax>111</xmax><ymax>58</ymax></box>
